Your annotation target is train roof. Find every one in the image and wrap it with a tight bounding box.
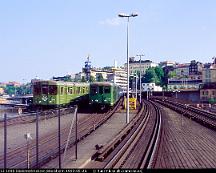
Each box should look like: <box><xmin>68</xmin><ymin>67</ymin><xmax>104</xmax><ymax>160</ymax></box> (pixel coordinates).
<box><xmin>33</xmin><ymin>80</ymin><xmax>89</xmax><ymax>87</ymax></box>
<box><xmin>90</xmin><ymin>82</ymin><xmax>115</xmax><ymax>87</ymax></box>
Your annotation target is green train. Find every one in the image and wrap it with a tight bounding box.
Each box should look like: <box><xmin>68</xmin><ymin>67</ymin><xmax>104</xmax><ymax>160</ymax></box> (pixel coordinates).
<box><xmin>89</xmin><ymin>82</ymin><xmax>122</xmax><ymax>108</ymax></box>
<box><xmin>33</xmin><ymin>80</ymin><xmax>89</xmax><ymax>107</ymax></box>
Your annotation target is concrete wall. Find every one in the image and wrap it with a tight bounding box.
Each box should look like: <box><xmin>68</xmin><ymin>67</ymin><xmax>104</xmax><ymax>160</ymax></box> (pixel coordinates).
<box><xmin>145</xmin><ymin>90</ymin><xmax>201</xmax><ymax>103</ymax></box>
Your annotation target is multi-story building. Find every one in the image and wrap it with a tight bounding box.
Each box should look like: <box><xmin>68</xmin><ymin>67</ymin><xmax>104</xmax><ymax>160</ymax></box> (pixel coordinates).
<box><xmin>175</xmin><ymin>63</ymin><xmax>190</xmax><ymax>77</ymax></box>
<box><xmin>90</xmin><ymin>69</ymin><xmax>112</xmax><ymax>81</ymax></box>
<box><xmin>200</xmin><ymin>82</ymin><xmax>216</xmax><ymax>103</ymax></box>
<box><xmin>167</xmin><ymin>61</ymin><xmax>203</xmax><ymax>91</ymax></box>
<box><xmin>159</xmin><ymin>61</ymin><xmax>176</xmax><ymax>68</ymax></box>
<box><xmin>75</xmin><ymin>72</ymin><xmax>86</xmax><ymax>81</ymax></box>
<box><xmin>124</xmin><ymin>57</ymin><xmax>158</xmax><ymax>76</ymax></box>
<box><xmin>76</xmin><ymin>65</ymin><xmax>127</xmax><ymax>90</ymax></box>
<box><xmin>107</xmin><ymin>67</ymin><xmax>127</xmax><ymax>91</ymax></box>
<box><xmin>202</xmin><ymin>62</ymin><xmax>216</xmax><ymax>83</ymax></box>
<box><xmin>189</xmin><ymin>60</ymin><xmax>203</xmax><ymax>76</ymax></box>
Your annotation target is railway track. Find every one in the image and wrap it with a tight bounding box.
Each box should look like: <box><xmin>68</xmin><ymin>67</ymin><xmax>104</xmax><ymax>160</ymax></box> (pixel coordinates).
<box><xmin>152</xmin><ymin>97</ymin><xmax>216</xmax><ymax>130</ymax></box>
<box><xmin>91</xmin><ymin>100</ymin><xmax>162</xmax><ymax>169</ymax></box>
<box><xmin>0</xmin><ymin>98</ymin><xmax>123</xmax><ymax>169</ymax></box>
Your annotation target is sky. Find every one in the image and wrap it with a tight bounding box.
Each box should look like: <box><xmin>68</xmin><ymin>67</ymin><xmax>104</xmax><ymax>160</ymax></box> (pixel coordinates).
<box><xmin>0</xmin><ymin>0</ymin><xmax>216</xmax><ymax>83</ymax></box>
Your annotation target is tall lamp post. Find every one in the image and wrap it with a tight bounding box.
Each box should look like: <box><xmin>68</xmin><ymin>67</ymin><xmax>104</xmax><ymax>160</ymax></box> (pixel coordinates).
<box><xmin>136</xmin><ymin>54</ymin><xmax>144</xmax><ymax>104</ymax></box>
<box><xmin>118</xmin><ymin>12</ymin><xmax>138</xmax><ymax>124</ymax></box>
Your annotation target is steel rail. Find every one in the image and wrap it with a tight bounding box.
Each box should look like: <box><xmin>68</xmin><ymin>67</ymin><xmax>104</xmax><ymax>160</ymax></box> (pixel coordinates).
<box><xmin>91</xmin><ymin>100</ymin><xmax>162</xmax><ymax>169</ymax></box>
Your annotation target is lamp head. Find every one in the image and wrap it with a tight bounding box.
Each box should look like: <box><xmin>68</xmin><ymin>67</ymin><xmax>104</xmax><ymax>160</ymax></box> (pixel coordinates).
<box><xmin>131</xmin><ymin>12</ymin><xmax>138</xmax><ymax>17</ymax></box>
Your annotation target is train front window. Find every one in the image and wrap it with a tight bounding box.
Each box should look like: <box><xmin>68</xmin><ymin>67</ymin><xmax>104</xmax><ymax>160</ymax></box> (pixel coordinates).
<box><xmin>99</xmin><ymin>86</ymin><xmax>103</xmax><ymax>94</ymax></box>
<box><xmin>104</xmin><ymin>87</ymin><xmax>111</xmax><ymax>94</ymax></box>
<box><xmin>42</xmin><ymin>86</ymin><xmax>48</xmax><ymax>94</ymax></box>
<box><xmin>33</xmin><ymin>85</ymin><xmax>41</xmax><ymax>95</ymax></box>
<box><xmin>90</xmin><ymin>86</ymin><xmax>97</xmax><ymax>95</ymax></box>
<box><xmin>49</xmin><ymin>85</ymin><xmax>57</xmax><ymax>95</ymax></box>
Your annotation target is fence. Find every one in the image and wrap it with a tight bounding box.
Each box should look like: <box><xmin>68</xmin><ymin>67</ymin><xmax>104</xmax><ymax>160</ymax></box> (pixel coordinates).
<box><xmin>0</xmin><ymin>106</ymin><xmax>78</xmax><ymax>169</ymax></box>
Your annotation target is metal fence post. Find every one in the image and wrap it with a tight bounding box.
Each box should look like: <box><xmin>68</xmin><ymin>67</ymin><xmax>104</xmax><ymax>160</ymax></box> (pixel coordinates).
<box><xmin>36</xmin><ymin>109</ymin><xmax>39</xmax><ymax>168</ymax></box>
<box><xmin>75</xmin><ymin>105</ymin><xmax>78</xmax><ymax>160</ymax></box>
<box><xmin>58</xmin><ymin>106</ymin><xmax>61</xmax><ymax>169</ymax></box>
<box><xmin>4</xmin><ymin>113</ymin><xmax>7</xmax><ymax>169</ymax></box>
<box><xmin>27</xmin><ymin>140</ymin><xmax>30</xmax><ymax>168</ymax></box>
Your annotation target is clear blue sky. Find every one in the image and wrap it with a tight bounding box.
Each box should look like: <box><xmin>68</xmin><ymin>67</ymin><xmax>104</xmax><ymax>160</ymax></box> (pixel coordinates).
<box><xmin>0</xmin><ymin>0</ymin><xmax>216</xmax><ymax>83</ymax></box>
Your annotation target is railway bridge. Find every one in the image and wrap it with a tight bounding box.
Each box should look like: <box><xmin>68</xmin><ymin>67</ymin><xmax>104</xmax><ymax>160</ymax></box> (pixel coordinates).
<box><xmin>1</xmin><ymin>96</ymin><xmax>216</xmax><ymax>169</ymax></box>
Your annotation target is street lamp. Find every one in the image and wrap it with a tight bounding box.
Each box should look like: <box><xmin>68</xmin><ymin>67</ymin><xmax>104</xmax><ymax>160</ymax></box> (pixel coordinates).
<box><xmin>136</xmin><ymin>54</ymin><xmax>145</xmax><ymax>104</ymax></box>
<box><xmin>24</xmin><ymin>133</ymin><xmax>33</xmax><ymax>169</ymax></box>
<box><xmin>118</xmin><ymin>12</ymin><xmax>138</xmax><ymax>124</ymax></box>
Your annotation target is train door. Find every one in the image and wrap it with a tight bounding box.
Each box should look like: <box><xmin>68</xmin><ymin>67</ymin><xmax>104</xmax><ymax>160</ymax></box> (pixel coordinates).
<box><xmin>99</xmin><ymin>86</ymin><xmax>103</xmax><ymax>103</ymax></box>
<box><xmin>59</xmin><ymin>86</ymin><xmax>65</xmax><ymax>105</ymax></box>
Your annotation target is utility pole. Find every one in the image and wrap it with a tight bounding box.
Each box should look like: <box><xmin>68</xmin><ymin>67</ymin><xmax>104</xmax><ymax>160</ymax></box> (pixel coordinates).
<box><xmin>136</xmin><ymin>54</ymin><xmax>145</xmax><ymax>103</ymax></box>
<box><xmin>118</xmin><ymin>12</ymin><xmax>138</xmax><ymax>124</ymax></box>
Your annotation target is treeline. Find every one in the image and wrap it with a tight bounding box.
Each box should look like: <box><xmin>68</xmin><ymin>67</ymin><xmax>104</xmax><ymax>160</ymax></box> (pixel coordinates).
<box><xmin>142</xmin><ymin>66</ymin><xmax>165</xmax><ymax>87</ymax></box>
<box><xmin>2</xmin><ymin>84</ymin><xmax>32</xmax><ymax>96</ymax></box>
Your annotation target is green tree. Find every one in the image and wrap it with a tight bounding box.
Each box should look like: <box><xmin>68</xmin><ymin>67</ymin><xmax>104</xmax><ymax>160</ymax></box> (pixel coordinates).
<box><xmin>142</xmin><ymin>67</ymin><xmax>166</xmax><ymax>86</ymax></box>
<box><xmin>4</xmin><ymin>85</ymin><xmax>16</xmax><ymax>96</ymax></box>
<box><xmin>155</xmin><ymin>66</ymin><xmax>164</xmax><ymax>85</ymax></box>
<box><xmin>142</xmin><ymin>67</ymin><xmax>159</xmax><ymax>84</ymax></box>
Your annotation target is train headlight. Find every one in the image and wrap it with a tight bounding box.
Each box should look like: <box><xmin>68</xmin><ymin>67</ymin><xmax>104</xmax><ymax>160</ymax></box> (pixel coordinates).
<box><xmin>95</xmin><ymin>100</ymin><xmax>98</xmax><ymax>102</ymax></box>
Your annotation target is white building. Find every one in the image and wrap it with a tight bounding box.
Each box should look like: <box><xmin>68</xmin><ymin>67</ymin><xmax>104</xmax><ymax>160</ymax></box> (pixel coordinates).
<box><xmin>75</xmin><ymin>72</ymin><xmax>86</xmax><ymax>81</ymax></box>
<box><xmin>202</xmin><ymin>62</ymin><xmax>216</xmax><ymax>83</ymax></box>
<box><xmin>142</xmin><ymin>83</ymin><xmax>162</xmax><ymax>92</ymax></box>
<box><xmin>107</xmin><ymin>67</ymin><xmax>127</xmax><ymax>91</ymax></box>
<box><xmin>124</xmin><ymin>58</ymin><xmax>158</xmax><ymax>76</ymax></box>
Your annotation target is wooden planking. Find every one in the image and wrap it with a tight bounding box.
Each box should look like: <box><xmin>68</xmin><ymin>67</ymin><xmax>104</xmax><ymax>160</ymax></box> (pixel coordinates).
<box><xmin>155</xmin><ymin>107</ymin><xmax>216</xmax><ymax>168</ymax></box>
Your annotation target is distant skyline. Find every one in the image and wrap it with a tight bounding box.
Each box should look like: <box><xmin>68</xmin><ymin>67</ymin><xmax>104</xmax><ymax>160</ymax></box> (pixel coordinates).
<box><xmin>0</xmin><ymin>0</ymin><xmax>216</xmax><ymax>82</ymax></box>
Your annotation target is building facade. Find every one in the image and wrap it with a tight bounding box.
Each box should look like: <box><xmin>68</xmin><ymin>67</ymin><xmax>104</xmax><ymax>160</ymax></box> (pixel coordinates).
<box><xmin>175</xmin><ymin>63</ymin><xmax>190</xmax><ymax>77</ymax></box>
<box><xmin>142</xmin><ymin>83</ymin><xmax>162</xmax><ymax>92</ymax></box>
<box><xmin>107</xmin><ymin>67</ymin><xmax>127</xmax><ymax>91</ymax></box>
<box><xmin>124</xmin><ymin>57</ymin><xmax>158</xmax><ymax>76</ymax></box>
<box><xmin>189</xmin><ymin>60</ymin><xmax>203</xmax><ymax>76</ymax></box>
<box><xmin>202</xmin><ymin>63</ymin><xmax>216</xmax><ymax>83</ymax></box>
<box><xmin>200</xmin><ymin>83</ymin><xmax>216</xmax><ymax>103</ymax></box>
<box><xmin>167</xmin><ymin>78</ymin><xmax>202</xmax><ymax>91</ymax></box>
